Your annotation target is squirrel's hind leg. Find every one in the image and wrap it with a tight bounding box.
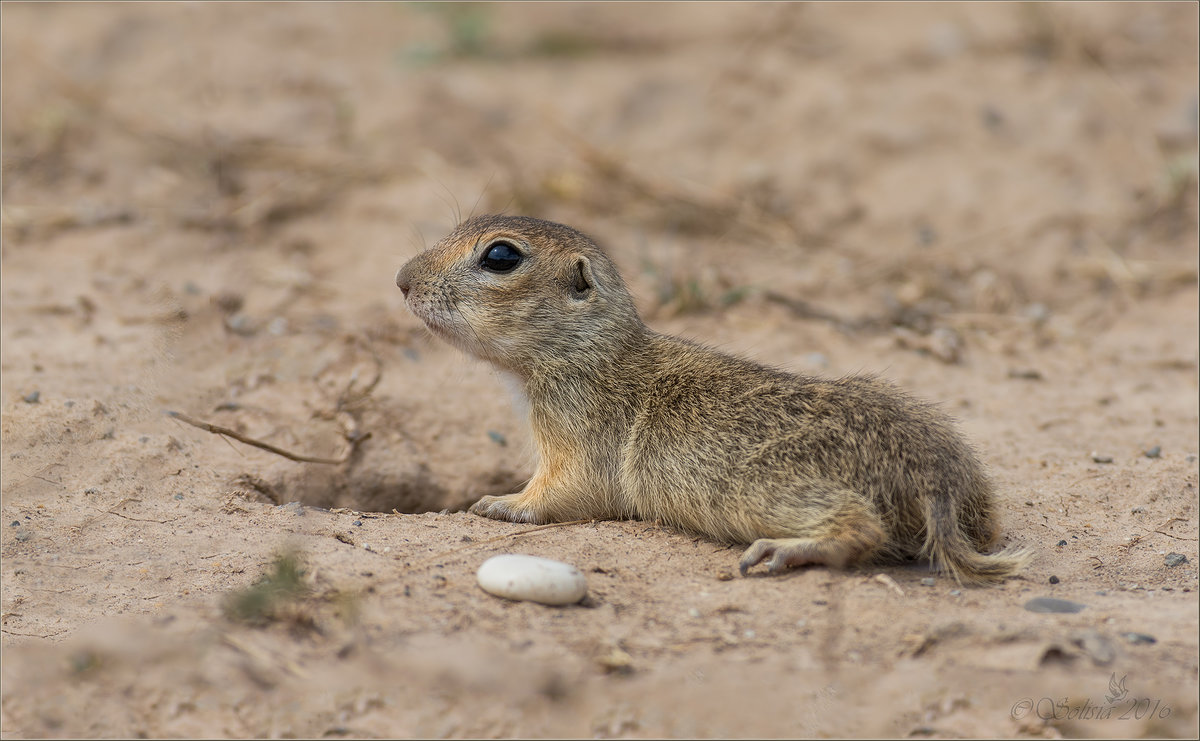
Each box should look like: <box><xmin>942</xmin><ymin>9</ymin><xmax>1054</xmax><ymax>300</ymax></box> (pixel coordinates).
<box><xmin>737</xmin><ymin>488</ymin><xmax>886</xmax><ymax>576</ymax></box>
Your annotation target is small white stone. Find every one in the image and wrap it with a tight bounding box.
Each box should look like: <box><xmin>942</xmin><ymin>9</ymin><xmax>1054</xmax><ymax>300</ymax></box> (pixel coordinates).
<box><xmin>476</xmin><ymin>554</ymin><xmax>587</xmax><ymax>606</ymax></box>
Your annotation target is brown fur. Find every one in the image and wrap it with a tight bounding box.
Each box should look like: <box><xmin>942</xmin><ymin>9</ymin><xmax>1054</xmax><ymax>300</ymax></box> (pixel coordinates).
<box><xmin>395</xmin><ymin>215</ymin><xmax>1032</xmax><ymax>584</ymax></box>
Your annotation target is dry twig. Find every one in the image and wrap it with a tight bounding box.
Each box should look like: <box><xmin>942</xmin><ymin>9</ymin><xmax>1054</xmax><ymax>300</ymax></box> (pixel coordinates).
<box><xmin>167</xmin><ymin>410</ymin><xmax>369</xmax><ymax>464</ymax></box>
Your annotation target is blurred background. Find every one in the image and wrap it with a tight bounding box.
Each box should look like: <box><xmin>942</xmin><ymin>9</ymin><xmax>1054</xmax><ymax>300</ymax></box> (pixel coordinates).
<box><xmin>3</xmin><ymin>2</ymin><xmax>1195</xmax><ymax>321</ymax></box>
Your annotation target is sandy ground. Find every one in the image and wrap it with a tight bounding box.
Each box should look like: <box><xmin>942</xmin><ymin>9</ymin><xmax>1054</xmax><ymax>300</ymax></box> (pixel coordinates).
<box><xmin>1</xmin><ymin>2</ymin><xmax>1198</xmax><ymax>738</ymax></box>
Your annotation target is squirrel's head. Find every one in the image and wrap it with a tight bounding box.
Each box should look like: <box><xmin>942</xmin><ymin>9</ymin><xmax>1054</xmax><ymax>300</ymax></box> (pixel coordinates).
<box><xmin>396</xmin><ymin>215</ymin><xmax>644</xmax><ymax>374</ymax></box>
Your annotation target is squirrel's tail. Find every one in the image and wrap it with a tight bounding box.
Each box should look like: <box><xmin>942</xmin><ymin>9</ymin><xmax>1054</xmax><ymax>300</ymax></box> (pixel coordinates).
<box><xmin>921</xmin><ymin>495</ymin><xmax>1033</xmax><ymax>585</ymax></box>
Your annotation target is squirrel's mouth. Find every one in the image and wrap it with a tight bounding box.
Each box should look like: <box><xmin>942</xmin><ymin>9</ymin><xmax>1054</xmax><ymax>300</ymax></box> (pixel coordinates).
<box><xmin>406</xmin><ymin>299</ymin><xmax>493</xmax><ymax>360</ymax></box>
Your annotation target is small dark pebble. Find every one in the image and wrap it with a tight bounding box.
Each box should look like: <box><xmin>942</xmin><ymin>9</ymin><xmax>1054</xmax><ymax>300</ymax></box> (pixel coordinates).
<box><xmin>1057</xmin><ymin>540</ymin><xmax>1068</xmax><ymax>547</ymax></box>
<box><xmin>1187</xmin><ymin>455</ymin><xmax>1196</xmax><ymax>464</ymax></box>
<box><xmin>1024</xmin><ymin>597</ymin><xmax>1087</xmax><ymax>614</ymax></box>
<box><xmin>1123</xmin><ymin>632</ymin><xmax>1157</xmax><ymax>645</ymax></box>
<box><xmin>174</xmin><ymin>493</ymin><xmax>184</xmax><ymax>500</ymax></box>
<box><xmin>22</xmin><ymin>391</ymin><xmax>40</xmax><ymax>404</ymax></box>
<box><xmin>214</xmin><ymin>292</ymin><xmax>244</xmax><ymax>314</ymax></box>
<box><xmin>10</xmin><ymin>521</ymin><xmax>20</xmax><ymax>527</ymax></box>
<box><xmin>139</xmin><ymin>436</ymin><xmax>149</xmax><ymax>443</ymax></box>
<box><xmin>981</xmin><ymin>105</ymin><xmax>1005</xmax><ymax>130</ymax></box>
<box><xmin>1007</xmin><ymin>368</ymin><xmax>1043</xmax><ymax>380</ymax></box>
<box><xmin>487</xmin><ymin>430</ymin><xmax>507</xmax><ymax>447</ymax></box>
<box><xmin>1164</xmin><ymin>553</ymin><xmax>1188</xmax><ymax>567</ymax></box>
<box><xmin>1049</xmin><ymin>575</ymin><xmax>1060</xmax><ymax>584</ymax></box>
<box><xmin>354</xmin><ymin>520</ymin><xmax>363</xmax><ymax>527</ymax></box>
<box><xmin>812</xmin><ymin>600</ymin><xmax>828</xmax><ymax>606</ymax></box>
<box><xmin>1131</xmin><ymin>506</ymin><xmax>1147</xmax><ymax>514</ymax></box>
<box><xmin>1144</xmin><ymin>446</ymin><xmax>1162</xmax><ymax>459</ymax></box>
<box><xmin>461</xmin><ymin>535</ymin><xmax>473</xmax><ymax>542</ymax></box>
<box><xmin>916</xmin><ymin>224</ymin><xmax>937</xmax><ymax>246</ymax></box>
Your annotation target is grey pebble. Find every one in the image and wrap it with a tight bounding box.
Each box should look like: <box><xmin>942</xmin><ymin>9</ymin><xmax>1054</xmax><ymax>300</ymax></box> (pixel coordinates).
<box><xmin>174</xmin><ymin>493</ymin><xmax>184</xmax><ymax>500</ymax></box>
<box><xmin>10</xmin><ymin>521</ymin><xmax>20</xmax><ymax>527</ymax></box>
<box><xmin>1071</xmin><ymin>630</ymin><xmax>1115</xmax><ymax>665</ymax></box>
<box><xmin>354</xmin><ymin>520</ymin><xmax>363</xmax><ymax>527</ymax></box>
<box><xmin>64</xmin><ymin>400</ymin><xmax>75</xmax><ymax>408</ymax></box>
<box><xmin>22</xmin><ymin>391</ymin><xmax>40</xmax><ymax>404</ymax></box>
<box><xmin>920</xmin><ymin>577</ymin><xmax>936</xmax><ymax>587</ymax></box>
<box><xmin>1049</xmin><ymin>575</ymin><xmax>1060</xmax><ymax>584</ymax></box>
<box><xmin>487</xmin><ymin>430</ymin><xmax>507</xmax><ymax>446</ymax></box>
<box><xmin>1164</xmin><ymin>553</ymin><xmax>1188</xmax><ymax>567</ymax></box>
<box><xmin>226</xmin><ymin>314</ymin><xmax>255</xmax><ymax>335</ymax></box>
<box><xmin>278</xmin><ymin>501</ymin><xmax>305</xmax><ymax>516</ymax></box>
<box><xmin>1024</xmin><ymin>597</ymin><xmax>1087</xmax><ymax>614</ymax></box>
<box><xmin>1057</xmin><ymin>540</ymin><xmax>1068</xmax><ymax>547</ymax></box>
<box><xmin>14</xmin><ymin>530</ymin><xmax>33</xmax><ymax>542</ymax></box>
<box><xmin>1024</xmin><ymin>303</ymin><xmax>1050</xmax><ymax>322</ymax></box>
<box><xmin>1131</xmin><ymin>506</ymin><xmax>1147</xmax><ymax>514</ymax></box>
<box><xmin>1123</xmin><ymin>632</ymin><xmax>1157</xmax><ymax>645</ymax></box>
<box><xmin>1090</xmin><ymin>453</ymin><xmax>1114</xmax><ymax>464</ymax></box>
<box><xmin>1144</xmin><ymin>445</ymin><xmax>1162</xmax><ymax>459</ymax></box>
<box><xmin>949</xmin><ymin>589</ymin><xmax>961</xmax><ymax>596</ymax></box>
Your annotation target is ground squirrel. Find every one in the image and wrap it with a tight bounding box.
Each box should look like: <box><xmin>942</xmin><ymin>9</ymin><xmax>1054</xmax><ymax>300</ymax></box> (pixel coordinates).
<box><xmin>395</xmin><ymin>215</ymin><xmax>1032</xmax><ymax>584</ymax></box>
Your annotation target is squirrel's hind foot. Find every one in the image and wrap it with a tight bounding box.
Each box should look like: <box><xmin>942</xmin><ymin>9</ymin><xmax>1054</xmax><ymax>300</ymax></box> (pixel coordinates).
<box><xmin>739</xmin><ymin>538</ymin><xmax>844</xmax><ymax>576</ymax></box>
<box><xmin>739</xmin><ymin>527</ymin><xmax>884</xmax><ymax>577</ymax></box>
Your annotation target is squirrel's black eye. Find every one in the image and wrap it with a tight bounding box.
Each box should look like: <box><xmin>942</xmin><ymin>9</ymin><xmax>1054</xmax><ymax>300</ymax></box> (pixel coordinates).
<box><xmin>480</xmin><ymin>241</ymin><xmax>522</xmax><ymax>273</ymax></box>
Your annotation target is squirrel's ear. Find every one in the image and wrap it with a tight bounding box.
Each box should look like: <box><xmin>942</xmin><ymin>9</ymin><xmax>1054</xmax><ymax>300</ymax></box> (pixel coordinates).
<box><xmin>570</xmin><ymin>256</ymin><xmax>595</xmax><ymax>299</ymax></box>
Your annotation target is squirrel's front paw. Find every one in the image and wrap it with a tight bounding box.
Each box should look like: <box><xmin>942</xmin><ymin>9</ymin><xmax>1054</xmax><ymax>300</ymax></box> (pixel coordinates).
<box><xmin>468</xmin><ymin>494</ymin><xmax>543</xmax><ymax>524</ymax></box>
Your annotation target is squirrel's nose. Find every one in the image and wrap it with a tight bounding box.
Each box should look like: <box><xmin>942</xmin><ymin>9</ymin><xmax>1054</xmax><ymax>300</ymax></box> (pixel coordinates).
<box><xmin>395</xmin><ymin>267</ymin><xmax>410</xmax><ymax>296</ymax></box>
